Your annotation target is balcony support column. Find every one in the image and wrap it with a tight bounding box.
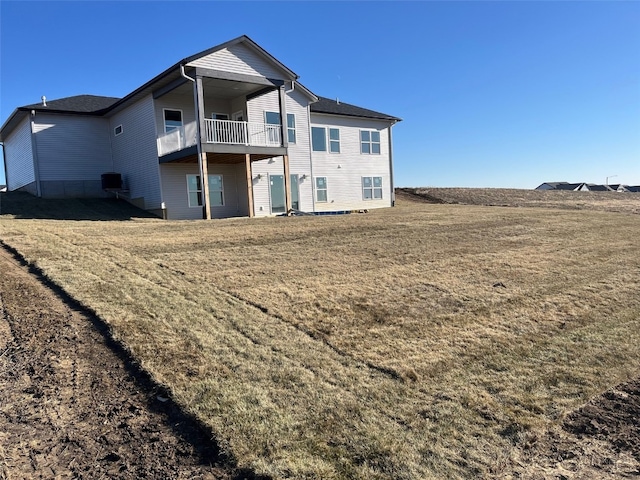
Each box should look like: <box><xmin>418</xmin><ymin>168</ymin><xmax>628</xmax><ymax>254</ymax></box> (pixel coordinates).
<box><xmin>278</xmin><ymin>86</ymin><xmax>288</xmax><ymax>148</ymax></box>
<box><xmin>194</xmin><ymin>76</ymin><xmax>211</xmax><ymax>219</ymax></box>
<box><xmin>245</xmin><ymin>154</ymin><xmax>255</xmax><ymax>218</ymax></box>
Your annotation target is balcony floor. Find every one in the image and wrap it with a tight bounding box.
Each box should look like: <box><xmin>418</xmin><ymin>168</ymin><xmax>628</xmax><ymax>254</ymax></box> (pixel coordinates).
<box><xmin>159</xmin><ymin>145</ymin><xmax>286</xmax><ymax>164</ymax></box>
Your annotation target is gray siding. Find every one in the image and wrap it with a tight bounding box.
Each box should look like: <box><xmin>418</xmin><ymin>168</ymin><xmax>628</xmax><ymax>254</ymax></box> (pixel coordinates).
<box><xmin>310</xmin><ymin>114</ymin><xmax>393</xmax><ymax>212</ymax></box>
<box><xmin>109</xmin><ymin>95</ymin><xmax>163</xmax><ymax>210</ymax></box>
<box><xmin>187</xmin><ymin>43</ymin><xmax>287</xmax><ymax>80</ymax></box>
<box><xmin>33</xmin><ymin>114</ymin><xmax>112</xmax><ymax>195</ymax></box>
<box><xmin>3</xmin><ymin>116</ymin><xmax>35</xmax><ymax>191</ymax></box>
<box><xmin>160</xmin><ymin>163</ymin><xmax>248</xmax><ymax>220</ymax></box>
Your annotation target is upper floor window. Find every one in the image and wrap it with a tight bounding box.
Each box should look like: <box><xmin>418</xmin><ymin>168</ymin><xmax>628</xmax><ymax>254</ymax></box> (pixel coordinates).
<box><xmin>362</xmin><ymin>176</ymin><xmax>383</xmax><ymax>200</ymax></box>
<box><xmin>265</xmin><ymin>111</ymin><xmax>296</xmax><ymax>144</ymax></box>
<box><xmin>311</xmin><ymin>127</ymin><xmax>326</xmax><ymax>152</ymax></box>
<box><xmin>114</xmin><ymin>125</ymin><xmax>123</xmax><ymax>136</ymax></box>
<box><xmin>164</xmin><ymin>109</ymin><xmax>183</xmax><ymax>133</ymax></box>
<box><xmin>329</xmin><ymin>128</ymin><xmax>340</xmax><ymax>153</ymax></box>
<box><xmin>287</xmin><ymin>114</ymin><xmax>296</xmax><ymax>144</ymax></box>
<box><xmin>360</xmin><ymin>130</ymin><xmax>381</xmax><ymax>154</ymax></box>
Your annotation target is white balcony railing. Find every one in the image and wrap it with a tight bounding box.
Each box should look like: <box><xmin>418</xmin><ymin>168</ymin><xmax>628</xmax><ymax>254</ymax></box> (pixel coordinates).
<box><xmin>157</xmin><ymin>121</ymin><xmax>198</xmax><ymax>156</ymax></box>
<box><xmin>204</xmin><ymin>119</ymin><xmax>281</xmax><ymax>147</ymax></box>
<box><xmin>157</xmin><ymin>119</ymin><xmax>282</xmax><ymax>157</ymax></box>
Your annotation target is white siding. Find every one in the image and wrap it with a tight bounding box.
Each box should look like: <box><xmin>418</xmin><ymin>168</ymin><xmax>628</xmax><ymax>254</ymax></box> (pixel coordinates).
<box><xmin>109</xmin><ymin>95</ymin><xmax>163</xmax><ymax>210</ymax></box>
<box><xmin>160</xmin><ymin>163</ymin><xmax>248</xmax><ymax>220</ymax></box>
<box><xmin>285</xmin><ymin>89</ymin><xmax>313</xmax><ymax>212</ymax></box>
<box><xmin>310</xmin><ymin>114</ymin><xmax>393</xmax><ymax>212</ymax></box>
<box><xmin>246</xmin><ymin>89</ymin><xmax>279</xmax><ymax>124</ymax></box>
<box><xmin>33</xmin><ymin>114</ymin><xmax>112</xmax><ymax>181</ymax></box>
<box><xmin>187</xmin><ymin>43</ymin><xmax>287</xmax><ymax>80</ymax></box>
<box><xmin>3</xmin><ymin>116</ymin><xmax>35</xmax><ymax>191</ymax></box>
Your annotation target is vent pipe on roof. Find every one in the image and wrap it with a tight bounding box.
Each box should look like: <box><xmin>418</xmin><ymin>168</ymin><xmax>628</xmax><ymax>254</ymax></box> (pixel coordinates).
<box><xmin>336</xmin><ymin>97</ymin><xmax>340</xmax><ymax>105</ymax></box>
<box><xmin>41</xmin><ymin>96</ymin><xmax>47</xmax><ymax>107</ymax></box>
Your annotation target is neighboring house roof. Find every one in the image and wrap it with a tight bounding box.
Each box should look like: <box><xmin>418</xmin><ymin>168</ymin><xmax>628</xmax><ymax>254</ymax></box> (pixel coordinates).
<box><xmin>584</xmin><ymin>184</ymin><xmax>612</xmax><ymax>191</ymax></box>
<box><xmin>311</xmin><ymin>96</ymin><xmax>401</xmax><ymax>122</ymax></box>
<box><xmin>626</xmin><ymin>185</ymin><xmax>640</xmax><ymax>192</ymax></box>
<box><xmin>554</xmin><ymin>182</ymin><xmax>584</xmax><ymax>191</ymax></box>
<box><xmin>535</xmin><ymin>182</ymin><xmax>568</xmax><ymax>190</ymax></box>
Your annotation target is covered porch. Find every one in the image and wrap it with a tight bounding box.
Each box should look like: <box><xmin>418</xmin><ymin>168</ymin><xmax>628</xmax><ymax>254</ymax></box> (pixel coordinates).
<box><xmin>159</xmin><ymin>151</ymin><xmax>293</xmax><ymax>220</ymax></box>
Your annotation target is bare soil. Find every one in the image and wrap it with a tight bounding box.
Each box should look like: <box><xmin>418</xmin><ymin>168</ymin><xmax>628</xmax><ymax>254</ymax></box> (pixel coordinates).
<box><xmin>0</xmin><ymin>247</ymin><xmax>242</xmax><ymax>479</ymax></box>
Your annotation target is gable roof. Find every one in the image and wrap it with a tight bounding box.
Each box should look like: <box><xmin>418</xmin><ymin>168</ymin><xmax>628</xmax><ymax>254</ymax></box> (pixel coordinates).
<box><xmin>22</xmin><ymin>95</ymin><xmax>120</xmax><ymax>114</ymax></box>
<box><xmin>311</xmin><ymin>96</ymin><xmax>401</xmax><ymax>122</ymax></box>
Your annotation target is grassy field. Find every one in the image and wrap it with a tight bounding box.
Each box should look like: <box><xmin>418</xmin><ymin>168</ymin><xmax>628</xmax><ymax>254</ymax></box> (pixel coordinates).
<box><xmin>1</xmin><ymin>189</ymin><xmax>639</xmax><ymax>478</ymax></box>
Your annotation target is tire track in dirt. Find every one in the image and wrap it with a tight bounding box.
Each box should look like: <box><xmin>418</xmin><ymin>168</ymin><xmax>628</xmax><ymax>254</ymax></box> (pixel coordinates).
<box><xmin>0</xmin><ymin>246</ymin><xmax>247</xmax><ymax>479</ymax></box>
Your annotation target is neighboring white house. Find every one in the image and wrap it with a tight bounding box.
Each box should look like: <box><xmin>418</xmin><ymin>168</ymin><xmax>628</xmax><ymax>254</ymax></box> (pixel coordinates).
<box><xmin>0</xmin><ymin>36</ymin><xmax>400</xmax><ymax>220</ymax></box>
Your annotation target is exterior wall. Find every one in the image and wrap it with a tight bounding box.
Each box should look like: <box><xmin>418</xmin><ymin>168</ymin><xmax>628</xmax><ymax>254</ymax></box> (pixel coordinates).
<box><xmin>154</xmin><ymin>91</ymin><xmax>197</xmax><ymax>143</ymax></box>
<box><xmin>246</xmin><ymin>89</ymin><xmax>279</xmax><ymax>125</ymax></box>
<box><xmin>160</xmin><ymin>162</ymin><xmax>248</xmax><ymax>220</ymax></box>
<box><xmin>3</xmin><ymin>116</ymin><xmax>35</xmax><ymax>191</ymax></box>
<box><xmin>285</xmin><ymin>89</ymin><xmax>313</xmax><ymax>212</ymax></box>
<box><xmin>187</xmin><ymin>43</ymin><xmax>288</xmax><ymax>80</ymax></box>
<box><xmin>310</xmin><ymin>114</ymin><xmax>393</xmax><ymax>212</ymax></box>
<box><xmin>33</xmin><ymin>114</ymin><xmax>112</xmax><ymax>198</ymax></box>
<box><xmin>109</xmin><ymin>95</ymin><xmax>163</xmax><ymax>210</ymax></box>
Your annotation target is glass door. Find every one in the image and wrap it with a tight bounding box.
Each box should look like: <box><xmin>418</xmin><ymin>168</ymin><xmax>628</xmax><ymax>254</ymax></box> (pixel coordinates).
<box><xmin>269</xmin><ymin>175</ymin><xmax>286</xmax><ymax>214</ymax></box>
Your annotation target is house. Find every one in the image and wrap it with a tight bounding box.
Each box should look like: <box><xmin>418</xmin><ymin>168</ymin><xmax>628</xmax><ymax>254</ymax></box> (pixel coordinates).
<box><xmin>0</xmin><ymin>36</ymin><xmax>401</xmax><ymax>219</ymax></box>
<box><xmin>535</xmin><ymin>182</ymin><xmax>585</xmax><ymax>191</ymax></box>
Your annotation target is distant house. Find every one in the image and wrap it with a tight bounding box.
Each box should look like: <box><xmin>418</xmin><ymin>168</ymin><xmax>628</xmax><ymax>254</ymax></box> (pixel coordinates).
<box><xmin>0</xmin><ymin>35</ymin><xmax>401</xmax><ymax>219</ymax></box>
<box><xmin>583</xmin><ymin>184</ymin><xmax>613</xmax><ymax>192</ymax></box>
<box><xmin>626</xmin><ymin>186</ymin><xmax>640</xmax><ymax>193</ymax></box>
<box><xmin>535</xmin><ymin>182</ymin><xmax>584</xmax><ymax>191</ymax></box>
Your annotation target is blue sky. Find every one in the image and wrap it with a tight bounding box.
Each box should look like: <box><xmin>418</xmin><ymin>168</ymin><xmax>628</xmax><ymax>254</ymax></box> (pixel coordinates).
<box><xmin>1</xmin><ymin>1</ymin><xmax>638</xmax><ymax>188</ymax></box>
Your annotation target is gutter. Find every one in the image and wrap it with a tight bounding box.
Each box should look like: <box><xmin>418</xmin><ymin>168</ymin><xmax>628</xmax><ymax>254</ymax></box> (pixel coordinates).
<box><xmin>388</xmin><ymin>120</ymin><xmax>397</xmax><ymax>206</ymax></box>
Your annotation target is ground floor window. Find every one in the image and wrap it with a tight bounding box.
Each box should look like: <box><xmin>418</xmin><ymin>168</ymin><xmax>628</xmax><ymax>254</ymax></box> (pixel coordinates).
<box><xmin>187</xmin><ymin>174</ymin><xmax>224</xmax><ymax>207</ymax></box>
<box><xmin>362</xmin><ymin>176</ymin><xmax>383</xmax><ymax>200</ymax></box>
<box><xmin>315</xmin><ymin>177</ymin><xmax>327</xmax><ymax>202</ymax></box>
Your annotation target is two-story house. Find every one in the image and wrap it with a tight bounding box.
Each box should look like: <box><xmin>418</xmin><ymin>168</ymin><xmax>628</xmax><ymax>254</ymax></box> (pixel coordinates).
<box><xmin>0</xmin><ymin>35</ymin><xmax>400</xmax><ymax>219</ymax></box>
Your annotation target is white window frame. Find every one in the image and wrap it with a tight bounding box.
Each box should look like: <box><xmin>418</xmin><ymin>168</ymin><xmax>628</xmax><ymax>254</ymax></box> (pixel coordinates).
<box><xmin>186</xmin><ymin>174</ymin><xmax>225</xmax><ymax>208</ymax></box>
<box><xmin>329</xmin><ymin>128</ymin><xmax>340</xmax><ymax>154</ymax></box>
<box><xmin>360</xmin><ymin>129</ymin><xmax>381</xmax><ymax>155</ymax></box>
<box><xmin>163</xmin><ymin>108</ymin><xmax>183</xmax><ymax>133</ymax></box>
<box><xmin>287</xmin><ymin>113</ymin><xmax>296</xmax><ymax>144</ymax></box>
<box><xmin>362</xmin><ymin>176</ymin><xmax>383</xmax><ymax>200</ymax></box>
<box><xmin>186</xmin><ymin>174</ymin><xmax>202</xmax><ymax>208</ymax></box>
<box><xmin>114</xmin><ymin>124</ymin><xmax>123</xmax><ymax>136</ymax></box>
<box><xmin>315</xmin><ymin>177</ymin><xmax>328</xmax><ymax>203</ymax></box>
<box><xmin>312</xmin><ymin>126</ymin><xmax>327</xmax><ymax>152</ymax></box>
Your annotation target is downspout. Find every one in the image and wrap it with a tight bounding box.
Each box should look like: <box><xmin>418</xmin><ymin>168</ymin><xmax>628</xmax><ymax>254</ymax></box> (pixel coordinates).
<box><xmin>30</xmin><ymin>110</ymin><xmax>42</xmax><ymax>197</ymax></box>
<box><xmin>306</xmin><ymin>104</ymin><xmax>316</xmax><ymax>212</ymax></box>
<box><xmin>180</xmin><ymin>65</ymin><xmax>207</xmax><ymax>218</ymax></box>
<box><xmin>388</xmin><ymin>121</ymin><xmax>396</xmax><ymax>207</ymax></box>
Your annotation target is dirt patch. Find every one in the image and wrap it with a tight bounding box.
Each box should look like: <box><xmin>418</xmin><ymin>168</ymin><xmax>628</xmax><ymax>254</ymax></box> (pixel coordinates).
<box><xmin>512</xmin><ymin>377</ymin><xmax>640</xmax><ymax>478</ymax></box>
<box><xmin>0</xmin><ymin>247</ymin><xmax>243</xmax><ymax>479</ymax></box>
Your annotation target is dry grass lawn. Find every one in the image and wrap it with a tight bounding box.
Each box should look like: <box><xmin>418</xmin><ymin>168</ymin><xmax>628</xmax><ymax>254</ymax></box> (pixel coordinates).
<box><xmin>1</xmin><ymin>190</ymin><xmax>639</xmax><ymax>478</ymax></box>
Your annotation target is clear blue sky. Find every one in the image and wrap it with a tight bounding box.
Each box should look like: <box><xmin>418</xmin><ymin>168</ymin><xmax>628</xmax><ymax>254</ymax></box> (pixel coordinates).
<box><xmin>1</xmin><ymin>1</ymin><xmax>639</xmax><ymax>188</ymax></box>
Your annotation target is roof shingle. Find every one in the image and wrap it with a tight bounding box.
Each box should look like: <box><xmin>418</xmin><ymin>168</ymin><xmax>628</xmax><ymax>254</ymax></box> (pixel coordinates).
<box><xmin>310</xmin><ymin>96</ymin><xmax>400</xmax><ymax>121</ymax></box>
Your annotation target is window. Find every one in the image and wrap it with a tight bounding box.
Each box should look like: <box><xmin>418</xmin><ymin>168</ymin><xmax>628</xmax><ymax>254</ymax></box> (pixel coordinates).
<box><xmin>360</xmin><ymin>130</ymin><xmax>381</xmax><ymax>154</ymax></box>
<box><xmin>211</xmin><ymin>113</ymin><xmax>229</xmax><ymax>120</ymax></box>
<box><xmin>329</xmin><ymin>128</ymin><xmax>340</xmax><ymax>153</ymax></box>
<box><xmin>315</xmin><ymin>177</ymin><xmax>327</xmax><ymax>202</ymax></box>
<box><xmin>114</xmin><ymin>125</ymin><xmax>123</xmax><ymax>136</ymax></box>
<box><xmin>186</xmin><ymin>174</ymin><xmax>224</xmax><ymax>207</ymax></box>
<box><xmin>312</xmin><ymin>127</ymin><xmax>326</xmax><ymax>152</ymax></box>
<box><xmin>287</xmin><ymin>114</ymin><xmax>296</xmax><ymax>144</ymax></box>
<box><xmin>164</xmin><ymin>109</ymin><xmax>183</xmax><ymax>133</ymax></box>
<box><xmin>208</xmin><ymin>174</ymin><xmax>224</xmax><ymax>207</ymax></box>
<box><xmin>265</xmin><ymin>111</ymin><xmax>280</xmax><ymax>125</ymax></box>
<box><xmin>362</xmin><ymin>176</ymin><xmax>383</xmax><ymax>200</ymax></box>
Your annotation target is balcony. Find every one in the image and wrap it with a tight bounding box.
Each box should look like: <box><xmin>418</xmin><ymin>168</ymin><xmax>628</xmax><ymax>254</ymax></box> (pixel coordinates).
<box><xmin>157</xmin><ymin>119</ymin><xmax>282</xmax><ymax>157</ymax></box>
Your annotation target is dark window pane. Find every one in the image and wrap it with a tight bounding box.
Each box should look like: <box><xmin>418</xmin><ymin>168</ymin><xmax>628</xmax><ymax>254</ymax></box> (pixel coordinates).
<box><xmin>312</xmin><ymin>127</ymin><xmax>326</xmax><ymax>151</ymax></box>
<box><xmin>374</xmin><ymin>188</ymin><xmax>383</xmax><ymax>199</ymax></box>
<box><xmin>330</xmin><ymin>141</ymin><xmax>340</xmax><ymax>153</ymax></box>
<box><xmin>373</xmin><ymin>177</ymin><xmax>382</xmax><ymax>187</ymax></box>
<box><xmin>372</xmin><ymin>143</ymin><xmax>381</xmax><ymax>154</ymax></box>
<box><xmin>287</xmin><ymin>113</ymin><xmax>295</xmax><ymax>128</ymax></box>
<box><xmin>164</xmin><ymin>110</ymin><xmax>182</xmax><ymax>122</ymax></box>
<box><xmin>265</xmin><ymin>111</ymin><xmax>280</xmax><ymax>125</ymax></box>
<box><xmin>363</xmin><ymin>177</ymin><xmax>372</xmax><ymax>188</ymax></box>
<box><xmin>371</xmin><ymin>131</ymin><xmax>380</xmax><ymax>142</ymax></box>
<box><xmin>330</xmin><ymin>128</ymin><xmax>339</xmax><ymax>140</ymax></box>
<box><xmin>360</xmin><ymin>130</ymin><xmax>370</xmax><ymax>142</ymax></box>
<box><xmin>361</xmin><ymin>143</ymin><xmax>370</xmax><ymax>154</ymax></box>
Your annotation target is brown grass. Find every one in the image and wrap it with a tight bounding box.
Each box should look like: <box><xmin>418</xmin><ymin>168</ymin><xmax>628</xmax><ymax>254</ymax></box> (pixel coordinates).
<box><xmin>0</xmin><ymin>190</ymin><xmax>639</xmax><ymax>479</ymax></box>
